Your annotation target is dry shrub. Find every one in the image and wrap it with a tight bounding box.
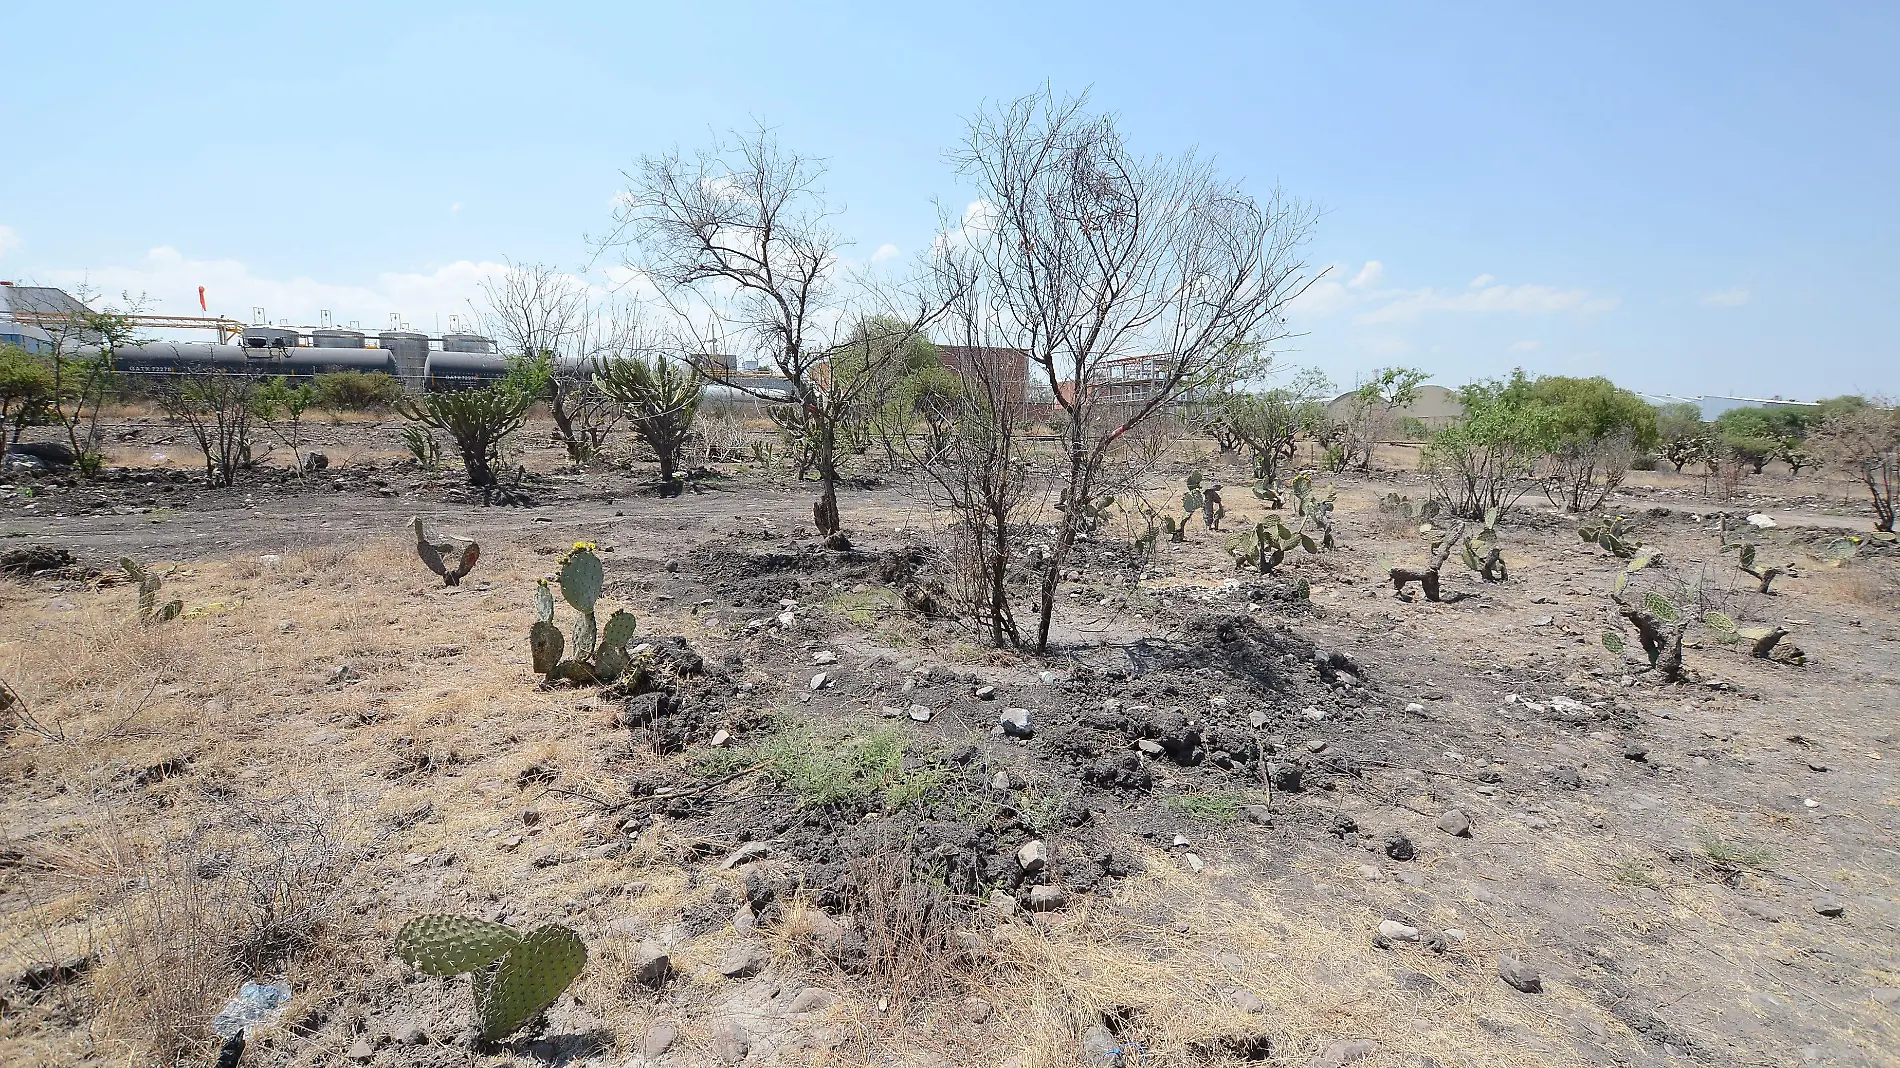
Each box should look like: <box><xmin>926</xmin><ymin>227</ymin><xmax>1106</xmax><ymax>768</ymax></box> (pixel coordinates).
<box><xmin>844</xmin><ymin>845</ymin><xmax>969</xmax><ymax>1006</ymax></box>
<box><xmin>91</xmin><ymin>797</ymin><xmax>361</xmax><ymax>1064</ymax></box>
<box><xmin>1812</xmin><ymin>565</ymin><xmax>1895</xmax><ymax>608</ymax></box>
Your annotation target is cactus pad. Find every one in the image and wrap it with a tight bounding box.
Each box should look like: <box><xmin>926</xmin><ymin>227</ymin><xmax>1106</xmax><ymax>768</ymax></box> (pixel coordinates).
<box><xmin>473</xmin><ymin>924</ymin><xmax>587</xmax><ymax>1041</ymax></box>
<box><xmin>530</xmin><ymin>620</ymin><xmax>564</xmax><ymax>675</ymax></box>
<box><xmin>395</xmin><ymin>914</ymin><xmax>521</xmax><ymax>976</ymax></box>
<box><xmin>558</xmin><ymin>549</ymin><xmax>604</xmax><ymax>613</ymax></box>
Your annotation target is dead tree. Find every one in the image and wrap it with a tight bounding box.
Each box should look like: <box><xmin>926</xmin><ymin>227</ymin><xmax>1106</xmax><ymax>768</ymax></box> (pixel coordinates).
<box><xmin>476</xmin><ymin>262</ymin><xmax>619</xmax><ymax>463</ymax></box>
<box><xmin>949</xmin><ymin>88</ymin><xmax>1320</xmax><ymax>650</ymax></box>
<box><xmin>605</xmin><ymin>127</ymin><xmax>948</xmax><ymax>540</ymax></box>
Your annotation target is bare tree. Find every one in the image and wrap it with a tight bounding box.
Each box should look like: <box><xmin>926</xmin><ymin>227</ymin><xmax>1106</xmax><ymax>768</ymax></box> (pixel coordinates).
<box><xmin>603</xmin><ymin>127</ymin><xmax>948</xmax><ymax>542</ymax></box>
<box><xmin>908</xmin><ymin>246</ymin><xmax>1046</xmax><ymax>646</ymax></box>
<box><xmin>158</xmin><ymin>369</ymin><xmax>259</xmax><ymax>487</ymax></box>
<box><xmin>949</xmin><ymin>89</ymin><xmax>1320</xmax><ymax>650</ymax></box>
<box><xmin>476</xmin><ymin>262</ymin><xmax>616</xmax><ymax>462</ymax></box>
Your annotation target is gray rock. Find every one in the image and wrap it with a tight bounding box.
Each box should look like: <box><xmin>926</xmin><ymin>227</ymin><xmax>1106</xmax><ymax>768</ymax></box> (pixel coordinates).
<box><xmin>347</xmin><ymin>1035</ymin><xmax>373</xmax><ymax>1061</ymax></box>
<box><xmin>1243</xmin><ymin>804</ymin><xmax>1273</xmax><ymax>826</ymax></box>
<box><xmin>974</xmin><ymin>685</ymin><xmax>997</xmax><ymax>700</ymax></box>
<box><xmin>908</xmin><ymin>704</ymin><xmax>933</xmax><ymax>722</ymax></box>
<box><xmin>1000</xmin><ymin>708</ymin><xmax>1035</xmax><ymax>738</ymax></box>
<box><xmin>721</xmin><ymin>841</ymin><xmax>771</xmax><ymax>869</ymax></box>
<box><xmin>711</xmin><ymin>1018</ymin><xmax>750</xmax><ymax>1063</ymax></box>
<box><xmin>811</xmin><ymin>650</ymin><xmax>837</xmax><ymax>664</ymax></box>
<box><xmin>645</xmin><ymin>1022</ymin><xmax>679</xmax><ymax>1057</ymax></box>
<box><xmin>1739</xmin><ymin>899</ymin><xmax>1787</xmax><ymax>923</ymax></box>
<box><xmin>1498</xmin><ymin>953</ymin><xmax>1543</xmax><ymax>993</ymax></box>
<box><xmin>991</xmin><ymin>771</ymin><xmax>1011</xmax><ymax>792</ymax></box>
<box><xmin>1623</xmin><ymin>743</ymin><xmax>1650</xmax><ymax>761</ymax></box>
<box><xmin>787</xmin><ymin>987</ymin><xmax>834</xmax><ymax>1013</ymax></box>
<box><xmin>1308</xmin><ymin>1039</ymin><xmax>1378</xmax><ymax>1068</ymax></box>
<box><xmin>629</xmin><ymin>942</ymin><xmax>672</xmax><ymax>988</ymax></box>
<box><xmin>327</xmin><ymin>664</ymin><xmax>360</xmax><ymax>686</ymax></box>
<box><xmin>1871</xmin><ymin>988</ymin><xmax>1900</xmax><ymax>1009</ymax></box>
<box><xmin>1377</xmin><ymin>920</ymin><xmax>1419</xmax><ymax>941</ymax></box>
<box><xmin>1436</xmin><ymin>809</ymin><xmax>1472</xmax><ymax>838</ymax></box>
<box><xmin>716</xmin><ymin>945</ymin><xmax>766</xmax><ymax>979</ymax></box>
<box><xmin>1813</xmin><ymin>896</ymin><xmax>1846</xmax><ymax>918</ymax></box>
<box><xmin>383</xmin><ymin>1018</ymin><xmax>425</xmax><ymax>1046</ymax></box>
<box><xmin>1248</xmin><ymin>709</ymin><xmax>1270</xmax><ymax>728</ymax></box>
<box><xmin>990</xmin><ymin>888</ymin><xmax>1019</xmax><ymax>916</ymax></box>
<box><xmin>1137</xmin><ymin>739</ymin><xmax>1165</xmax><ymax>756</ymax></box>
<box><xmin>1081</xmin><ymin>1024</ymin><xmax>1120</xmax><ymax>1063</ymax></box>
<box><xmin>1228</xmin><ymin>989</ymin><xmax>1266</xmax><ymax>1013</ymax></box>
<box><xmin>809</xmin><ymin>671</ymin><xmax>831</xmax><ymax>690</ymax></box>
<box><xmin>1026</xmin><ymin>885</ymin><xmax>1067</xmax><ymax>912</ymax></box>
<box><xmin>1017</xmin><ymin>840</ymin><xmax>1049</xmax><ymax>873</ymax></box>
<box><xmin>1384</xmin><ymin>833</ymin><xmax>1415</xmax><ymax>861</ymax></box>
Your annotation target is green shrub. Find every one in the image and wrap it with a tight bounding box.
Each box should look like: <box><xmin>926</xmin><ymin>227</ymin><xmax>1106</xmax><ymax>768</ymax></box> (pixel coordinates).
<box><xmin>314</xmin><ymin>371</ymin><xmax>405</xmax><ymax>411</ymax></box>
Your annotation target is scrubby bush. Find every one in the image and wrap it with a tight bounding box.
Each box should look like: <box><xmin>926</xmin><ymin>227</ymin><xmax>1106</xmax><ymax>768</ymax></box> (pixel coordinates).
<box><xmin>1422</xmin><ymin>374</ymin><xmax>1553</xmax><ymax>519</ymax></box>
<box><xmin>1810</xmin><ymin>401</ymin><xmax>1899</xmax><ymax>531</ymax></box>
<box><xmin>1506</xmin><ymin>374</ymin><xmax>1656</xmax><ymax>512</ymax></box>
<box><xmin>312</xmin><ymin>371</ymin><xmax>405</xmax><ymax>412</ymax></box>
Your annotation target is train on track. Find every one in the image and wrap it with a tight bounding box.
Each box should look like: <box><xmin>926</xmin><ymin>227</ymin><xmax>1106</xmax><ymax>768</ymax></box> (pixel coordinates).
<box><xmin>104</xmin><ymin>326</ymin><xmax>513</xmax><ymax>392</ymax></box>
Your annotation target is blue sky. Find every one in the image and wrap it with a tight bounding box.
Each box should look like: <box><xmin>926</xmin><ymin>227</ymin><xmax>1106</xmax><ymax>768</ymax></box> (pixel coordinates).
<box><xmin>3</xmin><ymin>2</ymin><xmax>1894</xmax><ymax>399</ymax></box>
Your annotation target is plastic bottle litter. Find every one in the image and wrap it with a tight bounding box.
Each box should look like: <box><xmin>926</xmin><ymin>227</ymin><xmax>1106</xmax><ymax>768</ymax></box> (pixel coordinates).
<box><xmin>211</xmin><ymin>980</ymin><xmax>292</xmax><ymax>1038</ymax></box>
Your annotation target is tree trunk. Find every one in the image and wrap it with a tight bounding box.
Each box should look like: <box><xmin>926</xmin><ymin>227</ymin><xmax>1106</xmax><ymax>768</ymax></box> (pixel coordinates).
<box><xmin>814</xmin><ymin>418</ymin><xmax>841</xmax><ymax>535</ymax></box>
<box><xmin>657</xmin><ymin>446</ymin><xmax>675</xmax><ymax>483</ymax></box>
<box><xmin>1036</xmin><ymin>434</ymin><xmax>1089</xmax><ymax>652</ymax></box>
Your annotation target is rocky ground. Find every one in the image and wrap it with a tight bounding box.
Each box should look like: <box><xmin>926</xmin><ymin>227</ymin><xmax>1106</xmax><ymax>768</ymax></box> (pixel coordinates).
<box><xmin>1</xmin><ymin>429</ymin><xmax>1896</xmax><ymax>1068</ymax></box>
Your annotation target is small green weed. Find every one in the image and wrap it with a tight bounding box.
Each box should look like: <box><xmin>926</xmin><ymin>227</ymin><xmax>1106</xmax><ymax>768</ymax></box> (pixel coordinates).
<box><xmin>824</xmin><ymin>587</ymin><xmax>902</xmax><ymax>627</ymax></box>
<box><xmin>734</xmin><ymin>724</ymin><xmax>944</xmax><ymax>809</ymax></box>
<box><xmin>1164</xmin><ymin>791</ymin><xmax>1248</xmax><ymax>822</ymax></box>
<box><xmin>1694</xmin><ymin>828</ymin><xmax>1775</xmax><ymax>871</ymax></box>
<box><xmin>1610</xmin><ymin>859</ymin><xmax>1657</xmax><ymax>887</ymax></box>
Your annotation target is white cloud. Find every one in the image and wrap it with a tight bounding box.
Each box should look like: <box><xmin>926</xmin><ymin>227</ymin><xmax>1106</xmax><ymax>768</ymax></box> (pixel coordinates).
<box><xmin>1348</xmin><ymin>260</ymin><xmax>1383</xmax><ymax>288</ymax></box>
<box><xmin>450</xmin><ymin>202</ymin><xmax>462</xmax><ymax>215</ymax></box>
<box><xmin>29</xmin><ymin>246</ymin><xmax>517</xmax><ymax>328</ymax></box>
<box><xmin>1511</xmin><ymin>339</ymin><xmax>1542</xmax><ymax>352</ymax></box>
<box><xmin>871</xmin><ymin>243</ymin><xmax>900</xmax><ymax>263</ymax></box>
<box><xmin>1700</xmin><ymin>286</ymin><xmax>1750</xmax><ymax>308</ymax></box>
<box><xmin>1469</xmin><ymin>273</ymin><xmax>1495</xmax><ymax>288</ymax></box>
<box><xmin>1359</xmin><ymin>279</ymin><xmax>1618</xmax><ymax>324</ymax></box>
<box><xmin>0</xmin><ymin>225</ymin><xmax>21</xmax><ymax>259</ymax></box>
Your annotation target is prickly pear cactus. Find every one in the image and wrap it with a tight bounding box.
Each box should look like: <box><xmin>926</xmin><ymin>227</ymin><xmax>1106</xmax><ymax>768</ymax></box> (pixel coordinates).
<box><xmin>531</xmin><ymin>545</ymin><xmax>640</xmax><ymax>686</ymax></box>
<box><xmin>121</xmin><ymin>557</ymin><xmax>183</xmax><ymax>624</ymax></box>
<box><xmin>396</xmin><ymin>914</ymin><xmax>521</xmax><ymax>975</ymax></box>
<box><xmin>473</xmin><ymin>925</ymin><xmax>588</xmax><ymax>1042</ymax></box>
<box><xmin>395</xmin><ymin>915</ymin><xmax>586</xmax><ymax>1042</ymax></box>
<box><xmin>412</xmin><ymin>517</ymin><xmax>481</xmax><ymax>586</ymax></box>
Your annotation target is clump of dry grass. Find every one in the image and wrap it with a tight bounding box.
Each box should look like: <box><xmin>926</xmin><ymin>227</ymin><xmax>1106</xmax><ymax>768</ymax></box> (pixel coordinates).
<box><xmin>89</xmin><ymin>799</ymin><xmax>364</xmax><ymax>1063</ymax></box>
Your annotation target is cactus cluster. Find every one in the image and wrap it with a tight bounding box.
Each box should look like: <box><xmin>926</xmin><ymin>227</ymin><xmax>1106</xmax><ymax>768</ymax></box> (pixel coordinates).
<box><xmin>1288</xmin><ymin>475</ymin><xmax>1338</xmax><ymax>548</ymax></box>
<box><xmin>1455</xmin><ymin>507</ymin><xmax>1508</xmax><ymax>582</ymax></box>
<box><xmin>121</xmin><ymin>557</ymin><xmax>182</xmax><ymax>624</ymax></box>
<box><xmin>395</xmin><ymin>914</ymin><xmax>587</xmax><ymax>1042</ymax></box>
<box><xmin>1227</xmin><ymin>515</ymin><xmax>1318</xmax><ymax>573</ymax></box>
<box><xmin>1717</xmin><ymin>518</ymin><xmax>1790</xmax><ymax>593</ymax></box>
<box><xmin>1226</xmin><ymin>473</ymin><xmax>1335</xmax><ymax>574</ymax></box>
<box><xmin>1379</xmin><ymin>492</ymin><xmax>1441</xmax><ymax>524</ymax></box>
<box><xmin>1062</xmin><ymin>490</ymin><xmax>1117</xmax><ymax>534</ymax></box>
<box><xmin>1182</xmin><ymin>473</ymin><xmax>1225</xmax><ymax>531</ymax></box>
<box><xmin>411</xmin><ymin>517</ymin><xmax>480</xmax><ymax>587</ymax></box>
<box><xmin>1579</xmin><ymin>515</ymin><xmax>1642</xmax><ymax>558</ymax></box>
<box><xmin>531</xmin><ymin>544</ymin><xmax>640</xmax><ymax>685</ymax></box>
